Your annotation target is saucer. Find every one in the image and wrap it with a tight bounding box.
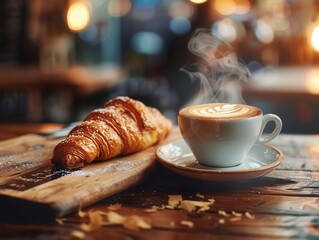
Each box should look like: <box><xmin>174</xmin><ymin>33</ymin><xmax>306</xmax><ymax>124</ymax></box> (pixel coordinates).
<box><xmin>155</xmin><ymin>140</ymin><xmax>284</xmax><ymax>182</ymax></box>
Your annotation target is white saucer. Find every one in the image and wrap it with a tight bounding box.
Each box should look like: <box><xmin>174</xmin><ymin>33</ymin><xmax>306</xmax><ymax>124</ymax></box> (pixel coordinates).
<box><xmin>156</xmin><ymin>140</ymin><xmax>284</xmax><ymax>182</ymax></box>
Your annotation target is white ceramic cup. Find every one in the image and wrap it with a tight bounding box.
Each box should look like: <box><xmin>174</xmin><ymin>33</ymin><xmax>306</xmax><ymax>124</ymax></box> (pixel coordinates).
<box><xmin>178</xmin><ymin>103</ymin><xmax>282</xmax><ymax>168</ymax></box>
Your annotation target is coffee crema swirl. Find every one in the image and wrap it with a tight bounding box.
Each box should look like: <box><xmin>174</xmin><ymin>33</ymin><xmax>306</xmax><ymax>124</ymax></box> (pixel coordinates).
<box><xmin>180</xmin><ymin>103</ymin><xmax>261</xmax><ymax>120</ymax></box>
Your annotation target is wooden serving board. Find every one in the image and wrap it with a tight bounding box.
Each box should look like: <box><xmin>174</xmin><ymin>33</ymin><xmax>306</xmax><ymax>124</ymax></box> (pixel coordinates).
<box><xmin>0</xmin><ymin>125</ymin><xmax>181</xmax><ymax>223</ymax></box>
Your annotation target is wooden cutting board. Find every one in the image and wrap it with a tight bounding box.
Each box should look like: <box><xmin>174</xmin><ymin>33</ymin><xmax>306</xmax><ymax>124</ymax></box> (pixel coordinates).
<box><xmin>0</xmin><ymin>125</ymin><xmax>181</xmax><ymax>223</ymax></box>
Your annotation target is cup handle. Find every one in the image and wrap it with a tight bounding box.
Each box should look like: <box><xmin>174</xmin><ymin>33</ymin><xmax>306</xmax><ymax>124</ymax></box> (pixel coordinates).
<box><xmin>256</xmin><ymin>114</ymin><xmax>282</xmax><ymax>144</ymax></box>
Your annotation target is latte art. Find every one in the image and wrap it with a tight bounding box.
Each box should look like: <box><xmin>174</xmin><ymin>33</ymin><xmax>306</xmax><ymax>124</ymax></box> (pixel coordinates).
<box><xmin>195</xmin><ymin>104</ymin><xmax>250</xmax><ymax>118</ymax></box>
<box><xmin>180</xmin><ymin>103</ymin><xmax>261</xmax><ymax>120</ymax></box>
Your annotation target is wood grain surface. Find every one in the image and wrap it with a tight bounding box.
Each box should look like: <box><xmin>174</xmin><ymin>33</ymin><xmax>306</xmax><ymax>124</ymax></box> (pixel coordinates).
<box><xmin>1</xmin><ymin>127</ymin><xmax>319</xmax><ymax>239</ymax></box>
<box><xmin>0</xmin><ymin>127</ymin><xmax>181</xmax><ymax>222</ymax></box>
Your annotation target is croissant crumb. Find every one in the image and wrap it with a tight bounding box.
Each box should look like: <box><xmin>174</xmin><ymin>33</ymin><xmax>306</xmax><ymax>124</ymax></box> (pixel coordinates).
<box><xmin>51</xmin><ymin>96</ymin><xmax>173</xmax><ymax>169</ymax></box>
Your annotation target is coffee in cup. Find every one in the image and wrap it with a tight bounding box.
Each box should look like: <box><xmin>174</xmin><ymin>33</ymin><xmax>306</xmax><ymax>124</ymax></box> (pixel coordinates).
<box><xmin>178</xmin><ymin>103</ymin><xmax>282</xmax><ymax>167</ymax></box>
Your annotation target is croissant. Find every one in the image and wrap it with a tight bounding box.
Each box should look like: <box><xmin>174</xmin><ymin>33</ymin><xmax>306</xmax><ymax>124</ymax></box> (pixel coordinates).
<box><xmin>51</xmin><ymin>96</ymin><xmax>173</xmax><ymax>169</ymax></box>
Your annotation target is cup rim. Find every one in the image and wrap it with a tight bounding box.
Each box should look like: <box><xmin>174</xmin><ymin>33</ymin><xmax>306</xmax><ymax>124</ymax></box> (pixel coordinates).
<box><xmin>178</xmin><ymin>103</ymin><xmax>263</xmax><ymax>121</ymax></box>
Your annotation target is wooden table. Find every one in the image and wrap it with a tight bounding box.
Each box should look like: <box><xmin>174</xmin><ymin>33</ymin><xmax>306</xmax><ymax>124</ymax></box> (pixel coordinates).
<box><xmin>0</xmin><ymin>125</ymin><xmax>319</xmax><ymax>239</ymax></box>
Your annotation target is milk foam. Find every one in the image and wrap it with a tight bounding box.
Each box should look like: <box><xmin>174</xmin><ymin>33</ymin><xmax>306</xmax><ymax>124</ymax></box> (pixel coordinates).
<box><xmin>181</xmin><ymin>103</ymin><xmax>260</xmax><ymax>119</ymax></box>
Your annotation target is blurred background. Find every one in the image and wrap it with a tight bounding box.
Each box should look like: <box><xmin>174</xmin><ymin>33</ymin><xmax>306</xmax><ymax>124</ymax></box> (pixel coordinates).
<box><xmin>1</xmin><ymin>0</ymin><xmax>319</xmax><ymax>134</ymax></box>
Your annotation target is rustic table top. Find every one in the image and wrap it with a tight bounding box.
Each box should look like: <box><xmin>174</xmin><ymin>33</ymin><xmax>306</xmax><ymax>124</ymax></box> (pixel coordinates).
<box><xmin>0</xmin><ymin>125</ymin><xmax>319</xmax><ymax>240</ymax></box>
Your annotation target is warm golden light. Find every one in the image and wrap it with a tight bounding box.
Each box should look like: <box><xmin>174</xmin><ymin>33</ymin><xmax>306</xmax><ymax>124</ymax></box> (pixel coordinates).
<box><xmin>235</xmin><ymin>0</ymin><xmax>250</xmax><ymax>15</ymax></box>
<box><xmin>189</xmin><ymin>0</ymin><xmax>207</xmax><ymax>4</ymax></box>
<box><xmin>214</xmin><ymin>0</ymin><xmax>236</xmax><ymax>16</ymax></box>
<box><xmin>306</xmin><ymin>69</ymin><xmax>319</xmax><ymax>94</ymax></box>
<box><xmin>108</xmin><ymin>0</ymin><xmax>132</xmax><ymax>17</ymax></box>
<box><xmin>67</xmin><ymin>1</ymin><xmax>90</xmax><ymax>32</ymax></box>
<box><xmin>307</xmin><ymin>146</ymin><xmax>319</xmax><ymax>154</ymax></box>
<box><xmin>311</xmin><ymin>25</ymin><xmax>319</xmax><ymax>52</ymax></box>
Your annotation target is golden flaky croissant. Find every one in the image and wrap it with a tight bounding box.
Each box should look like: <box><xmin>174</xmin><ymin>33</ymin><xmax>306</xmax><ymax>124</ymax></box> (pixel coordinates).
<box><xmin>51</xmin><ymin>96</ymin><xmax>173</xmax><ymax>169</ymax></box>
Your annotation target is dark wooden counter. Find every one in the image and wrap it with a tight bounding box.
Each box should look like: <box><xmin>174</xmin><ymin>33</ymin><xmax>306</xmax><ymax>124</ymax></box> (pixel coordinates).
<box><xmin>0</xmin><ymin>123</ymin><xmax>64</xmax><ymax>141</ymax></box>
<box><xmin>243</xmin><ymin>66</ymin><xmax>319</xmax><ymax>134</ymax></box>
<box><xmin>0</xmin><ymin>124</ymin><xmax>319</xmax><ymax>239</ymax></box>
<box><xmin>0</xmin><ymin>66</ymin><xmax>125</xmax><ymax>122</ymax></box>
<box><xmin>0</xmin><ymin>66</ymin><xmax>125</xmax><ymax>95</ymax></box>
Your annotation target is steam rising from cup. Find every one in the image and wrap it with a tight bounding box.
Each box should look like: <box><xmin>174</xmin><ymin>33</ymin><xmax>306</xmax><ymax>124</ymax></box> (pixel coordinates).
<box><xmin>182</xmin><ymin>28</ymin><xmax>250</xmax><ymax>106</ymax></box>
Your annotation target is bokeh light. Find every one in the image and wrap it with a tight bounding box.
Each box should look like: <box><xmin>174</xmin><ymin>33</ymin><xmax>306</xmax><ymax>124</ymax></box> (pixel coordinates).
<box><xmin>108</xmin><ymin>0</ymin><xmax>132</xmax><ymax>17</ymax></box>
<box><xmin>188</xmin><ymin>0</ymin><xmax>207</xmax><ymax>4</ymax></box>
<box><xmin>255</xmin><ymin>18</ymin><xmax>274</xmax><ymax>44</ymax></box>
<box><xmin>235</xmin><ymin>0</ymin><xmax>250</xmax><ymax>15</ymax></box>
<box><xmin>306</xmin><ymin>69</ymin><xmax>319</xmax><ymax>94</ymax></box>
<box><xmin>311</xmin><ymin>25</ymin><xmax>319</xmax><ymax>52</ymax></box>
<box><xmin>247</xmin><ymin>60</ymin><xmax>263</xmax><ymax>73</ymax></box>
<box><xmin>132</xmin><ymin>0</ymin><xmax>160</xmax><ymax>9</ymax></box>
<box><xmin>214</xmin><ymin>0</ymin><xmax>250</xmax><ymax>15</ymax></box>
<box><xmin>169</xmin><ymin>17</ymin><xmax>192</xmax><ymax>35</ymax></box>
<box><xmin>216</xmin><ymin>18</ymin><xmax>237</xmax><ymax>43</ymax></box>
<box><xmin>168</xmin><ymin>1</ymin><xmax>195</xmax><ymax>19</ymax></box>
<box><xmin>132</xmin><ymin>32</ymin><xmax>163</xmax><ymax>55</ymax></box>
<box><xmin>67</xmin><ymin>1</ymin><xmax>91</xmax><ymax>32</ymax></box>
<box><xmin>272</xmin><ymin>0</ymin><xmax>291</xmax><ymax>18</ymax></box>
<box><xmin>214</xmin><ymin>0</ymin><xmax>236</xmax><ymax>16</ymax></box>
<box><xmin>212</xmin><ymin>18</ymin><xmax>246</xmax><ymax>43</ymax></box>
